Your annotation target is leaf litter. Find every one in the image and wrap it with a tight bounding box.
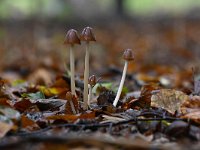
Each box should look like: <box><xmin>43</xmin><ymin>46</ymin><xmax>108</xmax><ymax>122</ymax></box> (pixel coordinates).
<box><xmin>0</xmin><ymin>21</ymin><xmax>200</xmax><ymax>150</ymax></box>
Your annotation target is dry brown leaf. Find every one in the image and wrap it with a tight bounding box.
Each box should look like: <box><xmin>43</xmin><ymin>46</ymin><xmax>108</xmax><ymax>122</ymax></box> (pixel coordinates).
<box><xmin>151</xmin><ymin>89</ymin><xmax>189</xmax><ymax>114</ymax></box>
<box><xmin>181</xmin><ymin>111</ymin><xmax>200</xmax><ymax>124</ymax></box>
<box><xmin>21</xmin><ymin>115</ymin><xmax>40</xmax><ymax>131</ymax></box>
<box><xmin>0</xmin><ymin>121</ymin><xmax>13</xmax><ymax>138</ymax></box>
<box><xmin>181</xmin><ymin>96</ymin><xmax>200</xmax><ymax>124</ymax></box>
<box><xmin>47</xmin><ymin>111</ymin><xmax>96</xmax><ymax>122</ymax></box>
<box><xmin>28</xmin><ymin>68</ymin><xmax>53</xmax><ymax>85</ymax></box>
<box><xmin>129</xmin><ymin>84</ymin><xmax>159</xmax><ymax>109</ymax></box>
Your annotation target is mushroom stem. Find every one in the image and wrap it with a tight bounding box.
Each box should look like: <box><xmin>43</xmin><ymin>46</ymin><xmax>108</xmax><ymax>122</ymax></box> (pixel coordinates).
<box><xmin>88</xmin><ymin>84</ymin><xmax>92</xmax><ymax>106</ymax></box>
<box><xmin>83</xmin><ymin>43</ymin><xmax>90</xmax><ymax>110</ymax></box>
<box><xmin>70</xmin><ymin>45</ymin><xmax>76</xmax><ymax>96</ymax></box>
<box><xmin>113</xmin><ymin>60</ymin><xmax>128</xmax><ymax>107</ymax></box>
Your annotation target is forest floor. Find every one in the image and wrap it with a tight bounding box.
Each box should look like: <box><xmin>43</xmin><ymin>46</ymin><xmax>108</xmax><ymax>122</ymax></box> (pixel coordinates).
<box><xmin>0</xmin><ymin>17</ymin><xmax>200</xmax><ymax>149</ymax></box>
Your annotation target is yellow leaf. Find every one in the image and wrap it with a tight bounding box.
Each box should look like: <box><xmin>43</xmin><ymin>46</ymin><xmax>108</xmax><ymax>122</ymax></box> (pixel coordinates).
<box><xmin>39</xmin><ymin>86</ymin><xmax>66</xmax><ymax>97</ymax></box>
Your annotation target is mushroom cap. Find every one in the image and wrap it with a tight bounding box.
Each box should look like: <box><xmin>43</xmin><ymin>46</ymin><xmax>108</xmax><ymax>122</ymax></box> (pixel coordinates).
<box><xmin>81</xmin><ymin>27</ymin><xmax>96</xmax><ymax>42</ymax></box>
<box><xmin>64</xmin><ymin>29</ymin><xmax>81</xmax><ymax>45</ymax></box>
<box><xmin>66</xmin><ymin>92</ymin><xmax>73</xmax><ymax>100</ymax></box>
<box><xmin>123</xmin><ymin>49</ymin><xmax>134</xmax><ymax>61</ymax></box>
<box><xmin>88</xmin><ymin>75</ymin><xmax>97</xmax><ymax>86</ymax></box>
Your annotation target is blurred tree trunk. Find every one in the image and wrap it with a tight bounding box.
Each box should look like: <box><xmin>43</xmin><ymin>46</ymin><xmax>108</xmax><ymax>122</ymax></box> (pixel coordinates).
<box><xmin>116</xmin><ymin>0</ymin><xmax>125</xmax><ymax>17</ymax></box>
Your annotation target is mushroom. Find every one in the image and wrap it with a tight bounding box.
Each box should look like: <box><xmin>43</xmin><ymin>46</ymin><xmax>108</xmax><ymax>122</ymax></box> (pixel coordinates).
<box><xmin>88</xmin><ymin>75</ymin><xmax>100</xmax><ymax>107</ymax></box>
<box><xmin>66</xmin><ymin>92</ymin><xmax>76</xmax><ymax>114</ymax></box>
<box><xmin>64</xmin><ymin>29</ymin><xmax>80</xmax><ymax>96</ymax></box>
<box><xmin>113</xmin><ymin>49</ymin><xmax>134</xmax><ymax>107</ymax></box>
<box><xmin>81</xmin><ymin>27</ymin><xmax>96</xmax><ymax>110</ymax></box>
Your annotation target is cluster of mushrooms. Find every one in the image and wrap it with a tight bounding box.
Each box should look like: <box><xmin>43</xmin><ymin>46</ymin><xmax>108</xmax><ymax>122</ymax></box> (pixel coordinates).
<box><xmin>64</xmin><ymin>27</ymin><xmax>134</xmax><ymax>114</ymax></box>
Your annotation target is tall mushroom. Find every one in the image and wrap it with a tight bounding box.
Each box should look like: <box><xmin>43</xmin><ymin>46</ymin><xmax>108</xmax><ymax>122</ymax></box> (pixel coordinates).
<box><xmin>113</xmin><ymin>49</ymin><xmax>134</xmax><ymax>107</ymax></box>
<box><xmin>64</xmin><ymin>29</ymin><xmax>80</xmax><ymax>96</ymax></box>
<box><xmin>81</xmin><ymin>27</ymin><xmax>96</xmax><ymax>110</ymax></box>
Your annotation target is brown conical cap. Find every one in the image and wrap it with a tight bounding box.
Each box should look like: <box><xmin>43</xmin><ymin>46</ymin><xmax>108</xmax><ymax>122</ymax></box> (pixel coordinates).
<box><xmin>64</xmin><ymin>29</ymin><xmax>80</xmax><ymax>45</ymax></box>
<box><xmin>88</xmin><ymin>75</ymin><xmax>97</xmax><ymax>86</ymax></box>
<box><xmin>123</xmin><ymin>49</ymin><xmax>134</xmax><ymax>61</ymax></box>
<box><xmin>81</xmin><ymin>27</ymin><xmax>96</xmax><ymax>42</ymax></box>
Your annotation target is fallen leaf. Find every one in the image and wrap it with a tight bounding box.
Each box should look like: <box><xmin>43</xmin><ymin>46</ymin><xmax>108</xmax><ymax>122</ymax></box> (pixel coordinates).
<box><xmin>28</xmin><ymin>68</ymin><xmax>53</xmax><ymax>85</ymax></box>
<box><xmin>0</xmin><ymin>121</ymin><xmax>13</xmax><ymax>138</ymax></box>
<box><xmin>14</xmin><ymin>99</ymin><xmax>33</xmax><ymax>112</ymax></box>
<box><xmin>0</xmin><ymin>106</ymin><xmax>21</xmax><ymax>120</ymax></box>
<box><xmin>21</xmin><ymin>115</ymin><xmax>40</xmax><ymax>131</ymax></box>
<box><xmin>151</xmin><ymin>89</ymin><xmax>189</xmax><ymax>114</ymax></box>
<box><xmin>0</xmin><ymin>98</ymin><xmax>12</xmax><ymax>106</ymax></box>
<box><xmin>47</xmin><ymin>111</ymin><xmax>96</xmax><ymax>122</ymax></box>
<box><xmin>127</xmin><ymin>84</ymin><xmax>159</xmax><ymax>109</ymax></box>
<box><xmin>165</xmin><ymin>121</ymin><xmax>188</xmax><ymax>138</ymax></box>
<box><xmin>39</xmin><ymin>86</ymin><xmax>67</xmax><ymax>97</ymax></box>
<box><xmin>181</xmin><ymin>96</ymin><xmax>200</xmax><ymax>124</ymax></box>
<box><xmin>21</xmin><ymin>91</ymin><xmax>45</xmax><ymax>100</ymax></box>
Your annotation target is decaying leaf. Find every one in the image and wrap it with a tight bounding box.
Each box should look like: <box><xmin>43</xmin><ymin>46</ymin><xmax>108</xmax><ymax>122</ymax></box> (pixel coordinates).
<box><xmin>65</xmin><ymin>95</ymin><xmax>79</xmax><ymax>114</ymax></box>
<box><xmin>127</xmin><ymin>84</ymin><xmax>159</xmax><ymax>109</ymax></box>
<box><xmin>21</xmin><ymin>115</ymin><xmax>40</xmax><ymax>131</ymax></box>
<box><xmin>21</xmin><ymin>91</ymin><xmax>45</xmax><ymax>100</ymax></box>
<box><xmin>181</xmin><ymin>96</ymin><xmax>200</xmax><ymax>124</ymax></box>
<box><xmin>28</xmin><ymin>68</ymin><xmax>53</xmax><ymax>85</ymax></box>
<box><xmin>0</xmin><ymin>121</ymin><xmax>13</xmax><ymax>138</ymax></box>
<box><xmin>0</xmin><ymin>106</ymin><xmax>21</xmax><ymax>121</ymax></box>
<box><xmin>47</xmin><ymin>111</ymin><xmax>96</xmax><ymax>122</ymax></box>
<box><xmin>165</xmin><ymin>121</ymin><xmax>189</xmax><ymax>138</ymax></box>
<box><xmin>151</xmin><ymin>89</ymin><xmax>189</xmax><ymax>114</ymax></box>
<box><xmin>39</xmin><ymin>86</ymin><xmax>67</xmax><ymax>97</ymax></box>
<box><xmin>14</xmin><ymin>99</ymin><xmax>33</xmax><ymax>112</ymax></box>
<box><xmin>97</xmin><ymin>90</ymin><xmax>116</xmax><ymax>106</ymax></box>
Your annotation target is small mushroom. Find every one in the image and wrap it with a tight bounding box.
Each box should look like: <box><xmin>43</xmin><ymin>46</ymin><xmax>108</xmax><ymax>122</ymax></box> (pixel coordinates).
<box><xmin>113</xmin><ymin>49</ymin><xmax>134</xmax><ymax>107</ymax></box>
<box><xmin>64</xmin><ymin>29</ymin><xmax>80</xmax><ymax>96</ymax></box>
<box><xmin>88</xmin><ymin>75</ymin><xmax>99</xmax><ymax>107</ymax></box>
<box><xmin>66</xmin><ymin>92</ymin><xmax>76</xmax><ymax>114</ymax></box>
<box><xmin>81</xmin><ymin>27</ymin><xmax>96</xmax><ymax>110</ymax></box>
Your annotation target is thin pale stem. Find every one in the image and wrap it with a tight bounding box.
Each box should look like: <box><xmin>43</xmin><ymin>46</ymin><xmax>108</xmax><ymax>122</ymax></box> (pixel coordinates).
<box><xmin>70</xmin><ymin>46</ymin><xmax>76</xmax><ymax>96</ymax></box>
<box><xmin>88</xmin><ymin>84</ymin><xmax>92</xmax><ymax>106</ymax></box>
<box><xmin>83</xmin><ymin>43</ymin><xmax>89</xmax><ymax>110</ymax></box>
<box><xmin>113</xmin><ymin>61</ymin><xmax>128</xmax><ymax>107</ymax></box>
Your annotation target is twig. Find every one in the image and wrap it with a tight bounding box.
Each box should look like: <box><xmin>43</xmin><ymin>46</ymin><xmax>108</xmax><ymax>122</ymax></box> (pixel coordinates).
<box><xmin>9</xmin><ymin>117</ymin><xmax>185</xmax><ymax>137</ymax></box>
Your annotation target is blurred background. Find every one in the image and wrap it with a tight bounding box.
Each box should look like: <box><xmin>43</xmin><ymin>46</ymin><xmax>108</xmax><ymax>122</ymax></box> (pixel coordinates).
<box><xmin>0</xmin><ymin>0</ymin><xmax>200</xmax><ymax>84</ymax></box>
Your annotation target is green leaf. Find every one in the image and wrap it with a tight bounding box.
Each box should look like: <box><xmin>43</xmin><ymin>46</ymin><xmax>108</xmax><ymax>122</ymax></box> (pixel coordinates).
<box><xmin>92</xmin><ymin>83</ymin><xmax>113</xmax><ymax>94</ymax></box>
<box><xmin>21</xmin><ymin>91</ymin><xmax>45</xmax><ymax>100</ymax></box>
